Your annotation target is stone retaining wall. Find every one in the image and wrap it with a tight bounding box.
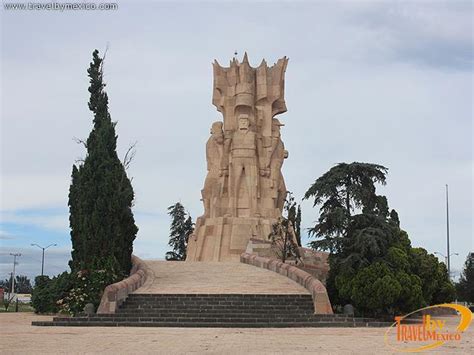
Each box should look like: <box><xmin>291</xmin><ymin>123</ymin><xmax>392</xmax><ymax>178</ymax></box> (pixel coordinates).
<box><xmin>245</xmin><ymin>240</ymin><xmax>330</xmax><ymax>284</ymax></box>
<box><xmin>240</xmin><ymin>253</ymin><xmax>333</xmax><ymax>314</ymax></box>
<box><xmin>97</xmin><ymin>255</ymin><xmax>150</xmax><ymax>314</ymax></box>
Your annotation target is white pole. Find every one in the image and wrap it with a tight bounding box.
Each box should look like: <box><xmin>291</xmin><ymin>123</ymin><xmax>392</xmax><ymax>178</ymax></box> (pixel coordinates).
<box><xmin>9</xmin><ymin>253</ymin><xmax>21</xmax><ymax>296</ymax></box>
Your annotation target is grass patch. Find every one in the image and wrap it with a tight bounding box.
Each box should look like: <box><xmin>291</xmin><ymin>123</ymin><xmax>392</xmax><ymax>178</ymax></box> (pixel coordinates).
<box><xmin>0</xmin><ymin>302</ymin><xmax>35</xmax><ymax>313</ymax></box>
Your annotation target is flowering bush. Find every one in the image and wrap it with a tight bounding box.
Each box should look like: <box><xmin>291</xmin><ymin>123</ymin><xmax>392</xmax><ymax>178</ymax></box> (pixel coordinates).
<box><xmin>32</xmin><ymin>256</ymin><xmax>126</xmax><ymax>315</ymax></box>
<box><xmin>58</xmin><ymin>257</ymin><xmax>124</xmax><ymax>315</ymax></box>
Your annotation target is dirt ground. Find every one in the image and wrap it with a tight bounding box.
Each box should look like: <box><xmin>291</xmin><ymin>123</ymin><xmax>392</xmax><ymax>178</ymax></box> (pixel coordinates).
<box><xmin>0</xmin><ymin>313</ymin><xmax>472</xmax><ymax>354</ymax></box>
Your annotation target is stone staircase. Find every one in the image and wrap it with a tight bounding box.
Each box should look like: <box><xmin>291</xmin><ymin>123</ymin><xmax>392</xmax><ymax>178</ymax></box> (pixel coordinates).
<box><xmin>32</xmin><ymin>293</ymin><xmax>390</xmax><ymax>327</ymax></box>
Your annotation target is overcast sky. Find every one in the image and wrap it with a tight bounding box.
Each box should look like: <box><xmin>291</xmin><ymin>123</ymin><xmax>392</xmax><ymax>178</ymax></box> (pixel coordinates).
<box><xmin>1</xmin><ymin>0</ymin><xmax>472</xmax><ymax>283</ymax></box>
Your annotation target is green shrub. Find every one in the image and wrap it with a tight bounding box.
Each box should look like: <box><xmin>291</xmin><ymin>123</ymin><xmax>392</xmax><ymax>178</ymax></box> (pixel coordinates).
<box><xmin>31</xmin><ymin>273</ymin><xmax>72</xmax><ymax>314</ymax></box>
<box><xmin>31</xmin><ymin>257</ymin><xmax>124</xmax><ymax>315</ymax></box>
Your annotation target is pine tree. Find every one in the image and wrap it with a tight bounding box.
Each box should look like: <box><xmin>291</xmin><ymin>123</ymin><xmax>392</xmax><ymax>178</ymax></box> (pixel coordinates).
<box><xmin>166</xmin><ymin>202</ymin><xmax>194</xmax><ymax>261</ymax></box>
<box><xmin>68</xmin><ymin>49</ymin><xmax>138</xmax><ymax>276</ymax></box>
<box><xmin>303</xmin><ymin>162</ymin><xmax>388</xmax><ymax>252</ymax></box>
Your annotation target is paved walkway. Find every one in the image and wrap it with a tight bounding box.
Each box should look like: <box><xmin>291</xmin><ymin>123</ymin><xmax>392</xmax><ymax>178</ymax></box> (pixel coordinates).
<box><xmin>135</xmin><ymin>261</ymin><xmax>309</xmax><ymax>294</ymax></box>
<box><xmin>2</xmin><ymin>313</ymin><xmax>472</xmax><ymax>354</ymax></box>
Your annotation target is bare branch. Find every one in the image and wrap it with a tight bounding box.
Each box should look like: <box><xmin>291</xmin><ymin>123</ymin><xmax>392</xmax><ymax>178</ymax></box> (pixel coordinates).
<box><xmin>99</xmin><ymin>43</ymin><xmax>110</xmax><ymax>81</ymax></box>
<box><xmin>123</xmin><ymin>141</ymin><xmax>138</xmax><ymax>170</ymax></box>
<box><xmin>102</xmin><ymin>43</ymin><xmax>109</xmax><ymax>64</ymax></box>
<box><xmin>72</xmin><ymin>137</ymin><xmax>87</xmax><ymax>148</ymax></box>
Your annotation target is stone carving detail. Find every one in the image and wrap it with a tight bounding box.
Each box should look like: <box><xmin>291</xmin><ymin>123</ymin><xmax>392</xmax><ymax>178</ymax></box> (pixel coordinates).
<box><xmin>187</xmin><ymin>53</ymin><xmax>289</xmax><ymax>261</ymax></box>
<box><xmin>202</xmin><ymin>121</ymin><xmax>224</xmax><ymax>218</ymax></box>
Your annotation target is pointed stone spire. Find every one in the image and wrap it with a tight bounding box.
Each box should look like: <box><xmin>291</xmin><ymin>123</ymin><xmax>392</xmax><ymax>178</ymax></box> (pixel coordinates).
<box><xmin>213</xmin><ymin>59</ymin><xmax>222</xmax><ymax>69</ymax></box>
<box><xmin>242</xmin><ymin>52</ymin><xmax>249</xmax><ymax>64</ymax></box>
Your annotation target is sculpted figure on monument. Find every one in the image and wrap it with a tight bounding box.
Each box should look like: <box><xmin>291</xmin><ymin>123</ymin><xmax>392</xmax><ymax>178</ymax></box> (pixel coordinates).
<box><xmin>225</xmin><ymin>114</ymin><xmax>261</xmax><ymax>217</ymax></box>
<box><xmin>269</xmin><ymin>118</ymin><xmax>288</xmax><ymax>211</ymax></box>
<box><xmin>202</xmin><ymin>121</ymin><xmax>224</xmax><ymax>217</ymax></box>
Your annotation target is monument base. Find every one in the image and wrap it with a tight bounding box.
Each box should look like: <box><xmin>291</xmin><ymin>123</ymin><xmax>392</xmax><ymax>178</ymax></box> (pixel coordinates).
<box><xmin>186</xmin><ymin>216</ymin><xmax>277</xmax><ymax>262</ymax></box>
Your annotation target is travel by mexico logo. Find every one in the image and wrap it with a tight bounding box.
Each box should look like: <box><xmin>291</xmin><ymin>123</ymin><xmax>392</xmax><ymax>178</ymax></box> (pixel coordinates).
<box><xmin>384</xmin><ymin>304</ymin><xmax>472</xmax><ymax>352</ymax></box>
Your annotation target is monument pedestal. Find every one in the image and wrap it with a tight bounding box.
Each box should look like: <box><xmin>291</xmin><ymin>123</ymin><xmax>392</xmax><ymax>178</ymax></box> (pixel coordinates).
<box><xmin>186</xmin><ymin>216</ymin><xmax>276</xmax><ymax>261</ymax></box>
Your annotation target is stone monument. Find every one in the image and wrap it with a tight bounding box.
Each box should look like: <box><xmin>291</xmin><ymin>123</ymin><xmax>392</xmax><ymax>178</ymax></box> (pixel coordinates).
<box><xmin>186</xmin><ymin>53</ymin><xmax>289</xmax><ymax>262</ymax></box>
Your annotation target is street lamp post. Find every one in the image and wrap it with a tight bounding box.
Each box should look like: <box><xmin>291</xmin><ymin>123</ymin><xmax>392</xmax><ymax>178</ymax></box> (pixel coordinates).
<box><xmin>445</xmin><ymin>184</ymin><xmax>450</xmax><ymax>279</ymax></box>
<box><xmin>31</xmin><ymin>243</ymin><xmax>57</xmax><ymax>276</ymax></box>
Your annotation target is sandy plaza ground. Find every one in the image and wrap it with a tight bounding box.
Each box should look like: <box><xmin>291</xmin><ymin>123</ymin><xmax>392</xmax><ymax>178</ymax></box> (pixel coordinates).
<box><xmin>0</xmin><ymin>313</ymin><xmax>472</xmax><ymax>355</ymax></box>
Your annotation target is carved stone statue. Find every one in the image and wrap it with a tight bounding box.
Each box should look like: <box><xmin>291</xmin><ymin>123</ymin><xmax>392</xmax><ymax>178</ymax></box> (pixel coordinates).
<box><xmin>202</xmin><ymin>121</ymin><xmax>224</xmax><ymax>218</ymax></box>
<box><xmin>269</xmin><ymin>118</ymin><xmax>288</xmax><ymax>211</ymax></box>
<box><xmin>228</xmin><ymin>114</ymin><xmax>260</xmax><ymax>217</ymax></box>
<box><xmin>187</xmin><ymin>53</ymin><xmax>290</xmax><ymax>262</ymax></box>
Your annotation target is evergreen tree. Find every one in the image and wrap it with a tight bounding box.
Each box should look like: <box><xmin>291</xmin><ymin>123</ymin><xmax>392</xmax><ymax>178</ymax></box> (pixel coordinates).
<box><xmin>295</xmin><ymin>205</ymin><xmax>302</xmax><ymax>247</ymax></box>
<box><xmin>166</xmin><ymin>202</ymin><xmax>194</xmax><ymax>261</ymax></box>
<box><xmin>68</xmin><ymin>49</ymin><xmax>138</xmax><ymax>276</ymax></box>
<box><xmin>303</xmin><ymin>162</ymin><xmax>388</xmax><ymax>252</ymax></box>
<box><xmin>456</xmin><ymin>253</ymin><xmax>474</xmax><ymax>302</ymax></box>
<box><xmin>304</xmin><ymin>162</ymin><xmax>453</xmax><ymax>316</ymax></box>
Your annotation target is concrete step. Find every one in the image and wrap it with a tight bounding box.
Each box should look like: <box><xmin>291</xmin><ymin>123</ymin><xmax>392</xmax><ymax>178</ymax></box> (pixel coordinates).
<box><xmin>123</xmin><ymin>304</ymin><xmax>312</xmax><ymax>308</ymax></box>
<box><xmin>124</xmin><ymin>298</ymin><xmax>312</xmax><ymax>303</ymax></box>
<box><xmin>32</xmin><ymin>320</ymin><xmax>390</xmax><ymax>328</ymax></box>
<box><xmin>53</xmin><ymin>314</ymin><xmax>375</xmax><ymax>323</ymax></box>
<box><xmin>32</xmin><ymin>291</ymin><xmax>387</xmax><ymax>328</ymax></box>
<box><xmin>120</xmin><ymin>303</ymin><xmax>314</xmax><ymax>309</ymax></box>
<box><xmin>120</xmin><ymin>294</ymin><xmax>314</xmax><ymax>310</ymax></box>
<box><xmin>115</xmin><ymin>309</ymin><xmax>317</xmax><ymax>315</ymax></box>
<box><xmin>128</xmin><ymin>294</ymin><xmax>313</xmax><ymax>298</ymax></box>
<box><xmin>112</xmin><ymin>311</ymin><xmax>354</xmax><ymax>319</ymax></box>
<box><xmin>126</xmin><ymin>295</ymin><xmax>313</xmax><ymax>302</ymax></box>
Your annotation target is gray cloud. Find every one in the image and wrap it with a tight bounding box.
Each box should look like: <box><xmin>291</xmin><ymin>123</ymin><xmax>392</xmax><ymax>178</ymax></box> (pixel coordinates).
<box><xmin>347</xmin><ymin>1</ymin><xmax>473</xmax><ymax>70</ymax></box>
<box><xmin>0</xmin><ymin>232</ymin><xmax>14</xmax><ymax>240</ymax></box>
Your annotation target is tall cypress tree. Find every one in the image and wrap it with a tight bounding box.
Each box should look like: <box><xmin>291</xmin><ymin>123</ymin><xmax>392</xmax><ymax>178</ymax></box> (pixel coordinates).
<box><xmin>295</xmin><ymin>205</ymin><xmax>302</xmax><ymax>247</ymax></box>
<box><xmin>68</xmin><ymin>49</ymin><xmax>138</xmax><ymax>276</ymax></box>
